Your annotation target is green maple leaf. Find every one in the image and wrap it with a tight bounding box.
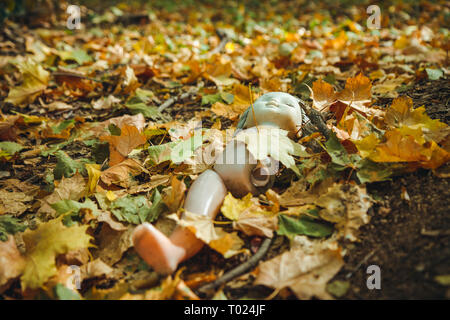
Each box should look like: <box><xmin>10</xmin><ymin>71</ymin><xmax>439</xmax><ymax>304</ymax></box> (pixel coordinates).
<box><xmin>110</xmin><ymin>195</ymin><xmax>152</xmax><ymax>225</ymax></box>
<box><xmin>53</xmin><ymin>151</ymin><xmax>86</xmax><ymax>179</ymax></box>
<box><xmin>277</xmin><ymin>214</ymin><xmax>334</xmax><ymax>239</ymax></box>
<box><xmin>20</xmin><ymin>217</ymin><xmax>93</xmax><ymax>290</ymax></box>
<box><xmin>0</xmin><ymin>215</ymin><xmax>27</xmax><ymax>242</ymax></box>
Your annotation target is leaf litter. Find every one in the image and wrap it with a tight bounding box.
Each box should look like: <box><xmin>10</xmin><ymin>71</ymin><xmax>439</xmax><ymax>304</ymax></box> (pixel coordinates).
<box><xmin>0</xmin><ymin>1</ymin><xmax>448</xmax><ymax>300</ymax></box>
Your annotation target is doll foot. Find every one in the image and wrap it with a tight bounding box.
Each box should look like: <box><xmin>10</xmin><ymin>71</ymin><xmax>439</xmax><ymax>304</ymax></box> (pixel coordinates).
<box><xmin>132</xmin><ymin>223</ymin><xmax>186</xmax><ymax>274</ymax></box>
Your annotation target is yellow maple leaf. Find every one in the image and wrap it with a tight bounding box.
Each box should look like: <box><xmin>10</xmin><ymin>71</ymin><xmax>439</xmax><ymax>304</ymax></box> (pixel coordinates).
<box><xmin>6</xmin><ymin>59</ymin><xmax>50</xmax><ymax>106</ymax></box>
<box><xmin>369</xmin><ymin>129</ymin><xmax>450</xmax><ymax>169</ymax></box>
<box><xmin>353</xmin><ymin>133</ymin><xmax>380</xmax><ymax>158</ymax></box>
<box><xmin>385</xmin><ymin>96</ymin><xmax>450</xmax><ymax>143</ymax></box>
<box><xmin>211</xmin><ymin>83</ymin><xmax>260</xmax><ymax>120</ymax></box>
<box><xmin>20</xmin><ymin>217</ymin><xmax>93</xmax><ymax>290</ymax></box>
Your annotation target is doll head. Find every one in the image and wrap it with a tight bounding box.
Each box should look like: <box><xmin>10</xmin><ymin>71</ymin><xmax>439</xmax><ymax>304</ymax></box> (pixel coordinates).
<box><xmin>242</xmin><ymin>92</ymin><xmax>305</xmax><ymax>135</ymax></box>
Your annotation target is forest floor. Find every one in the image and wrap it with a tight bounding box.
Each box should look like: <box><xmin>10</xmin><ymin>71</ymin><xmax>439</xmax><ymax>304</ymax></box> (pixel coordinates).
<box><xmin>0</xmin><ymin>1</ymin><xmax>449</xmax><ymax>300</ymax></box>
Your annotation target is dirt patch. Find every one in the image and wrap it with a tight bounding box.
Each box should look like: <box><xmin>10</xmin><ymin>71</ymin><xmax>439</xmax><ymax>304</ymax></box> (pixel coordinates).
<box><xmin>332</xmin><ymin>78</ymin><xmax>450</xmax><ymax>300</ymax></box>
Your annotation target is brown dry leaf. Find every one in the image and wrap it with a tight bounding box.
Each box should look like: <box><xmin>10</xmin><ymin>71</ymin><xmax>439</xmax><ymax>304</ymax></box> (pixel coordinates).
<box><xmin>100</xmin><ymin>125</ymin><xmax>147</xmax><ymax>166</ymax></box>
<box><xmin>278</xmin><ymin>178</ymin><xmax>334</xmax><ymax>207</ymax></box>
<box><xmin>95</xmin><ymin>210</ymin><xmax>128</xmax><ymax>231</ymax></box>
<box><xmin>372</xmin><ymin>76</ymin><xmax>410</xmax><ymax>98</ymax></box>
<box><xmin>0</xmin><ymin>115</ymin><xmax>21</xmax><ymax>141</ymax></box>
<box><xmin>114</xmin><ymin>66</ymin><xmax>140</xmax><ymax>95</ymax></box>
<box><xmin>310</xmin><ymin>79</ymin><xmax>337</xmax><ymax>112</ymax></box>
<box><xmin>53</xmin><ymin>72</ymin><xmax>99</xmax><ymax>93</ymax></box>
<box><xmin>315</xmin><ymin>183</ymin><xmax>372</xmax><ymax>242</ymax></box>
<box><xmin>0</xmin><ymin>190</ymin><xmax>33</xmax><ymax>216</ymax></box>
<box><xmin>182</xmin><ymin>60</ymin><xmax>204</xmax><ymax>84</ymax></box>
<box><xmin>233</xmin><ymin>209</ymin><xmax>278</xmax><ymax>238</ymax></box>
<box><xmin>0</xmin><ymin>236</ymin><xmax>26</xmax><ymax>292</ymax></box>
<box><xmin>80</xmin><ymin>258</ymin><xmax>114</xmax><ymax>281</ymax></box>
<box><xmin>100</xmin><ymin>158</ymin><xmax>143</xmax><ymax>188</ymax></box>
<box><xmin>337</xmin><ymin>73</ymin><xmax>372</xmax><ymax>113</ymax></box>
<box><xmin>260</xmin><ymin>77</ymin><xmax>288</xmax><ymax>93</ymax></box>
<box><xmin>38</xmin><ymin>173</ymin><xmax>86</xmax><ymax>216</ymax></box>
<box><xmin>43</xmin><ymin>101</ymin><xmax>73</xmax><ymax>112</ymax></box>
<box><xmin>127</xmin><ymin>174</ymin><xmax>171</xmax><ymax>195</ymax></box>
<box><xmin>93</xmin><ymin>224</ymin><xmax>135</xmax><ymax>266</ymax></box>
<box><xmin>92</xmin><ymin>95</ymin><xmax>121</xmax><ymax>110</ymax></box>
<box><xmin>255</xmin><ymin>236</ymin><xmax>344</xmax><ymax>300</ymax></box>
<box><xmin>120</xmin><ymin>270</ymin><xmax>183</xmax><ymax>300</ymax></box>
<box><xmin>162</xmin><ymin>176</ymin><xmax>187</xmax><ymax>212</ymax></box>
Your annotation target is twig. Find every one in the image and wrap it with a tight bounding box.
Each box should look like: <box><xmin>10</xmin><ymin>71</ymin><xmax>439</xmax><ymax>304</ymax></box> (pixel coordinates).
<box><xmin>345</xmin><ymin>249</ymin><xmax>377</xmax><ymax>279</ymax></box>
<box><xmin>197</xmin><ymin>237</ymin><xmax>274</xmax><ymax>296</ymax></box>
<box><xmin>157</xmin><ymin>91</ymin><xmax>194</xmax><ymax>113</ymax></box>
<box><xmin>199</xmin><ymin>29</ymin><xmax>230</xmax><ymax>60</ymax></box>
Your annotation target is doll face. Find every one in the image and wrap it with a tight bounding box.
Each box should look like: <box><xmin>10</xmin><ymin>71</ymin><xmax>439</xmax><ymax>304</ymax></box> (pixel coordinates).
<box><xmin>249</xmin><ymin>92</ymin><xmax>303</xmax><ymax>133</ymax></box>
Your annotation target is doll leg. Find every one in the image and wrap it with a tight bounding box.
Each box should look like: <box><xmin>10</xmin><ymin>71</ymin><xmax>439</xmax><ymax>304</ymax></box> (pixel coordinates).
<box><xmin>132</xmin><ymin>169</ymin><xmax>227</xmax><ymax>274</ymax></box>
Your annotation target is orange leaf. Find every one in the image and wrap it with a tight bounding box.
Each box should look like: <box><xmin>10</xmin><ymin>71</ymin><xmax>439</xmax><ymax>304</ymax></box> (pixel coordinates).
<box><xmin>100</xmin><ymin>125</ymin><xmax>147</xmax><ymax>166</ymax></box>
<box><xmin>337</xmin><ymin>73</ymin><xmax>372</xmax><ymax>112</ymax></box>
<box><xmin>310</xmin><ymin>79</ymin><xmax>336</xmax><ymax>112</ymax></box>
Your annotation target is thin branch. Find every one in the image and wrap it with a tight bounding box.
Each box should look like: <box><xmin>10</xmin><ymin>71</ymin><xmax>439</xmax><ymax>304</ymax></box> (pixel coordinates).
<box><xmin>197</xmin><ymin>237</ymin><xmax>273</xmax><ymax>297</ymax></box>
<box><xmin>157</xmin><ymin>91</ymin><xmax>195</xmax><ymax>113</ymax></box>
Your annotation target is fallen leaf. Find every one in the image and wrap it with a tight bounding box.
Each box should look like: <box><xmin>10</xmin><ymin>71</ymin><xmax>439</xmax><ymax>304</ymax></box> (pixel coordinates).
<box><xmin>168</xmin><ymin>211</ymin><xmax>246</xmax><ymax>258</ymax></box>
<box><xmin>0</xmin><ymin>236</ymin><xmax>26</xmax><ymax>292</ymax></box>
<box><xmin>6</xmin><ymin>59</ymin><xmax>50</xmax><ymax>106</ymax></box>
<box><xmin>100</xmin><ymin>158</ymin><xmax>143</xmax><ymax>188</ymax></box>
<box><xmin>21</xmin><ymin>217</ymin><xmax>93</xmax><ymax>290</ymax></box>
<box><xmin>255</xmin><ymin>236</ymin><xmax>344</xmax><ymax>299</ymax></box>
<box><xmin>336</xmin><ymin>73</ymin><xmax>372</xmax><ymax>113</ymax></box>
<box><xmin>38</xmin><ymin>173</ymin><xmax>86</xmax><ymax>216</ymax></box>
<box><xmin>315</xmin><ymin>183</ymin><xmax>372</xmax><ymax>242</ymax></box>
<box><xmin>100</xmin><ymin>125</ymin><xmax>147</xmax><ymax>166</ymax></box>
<box><xmin>93</xmin><ymin>224</ymin><xmax>134</xmax><ymax>266</ymax></box>
<box><xmin>162</xmin><ymin>176</ymin><xmax>186</xmax><ymax>212</ymax></box>
<box><xmin>92</xmin><ymin>95</ymin><xmax>121</xmax><ymax>110</ymax></box>
<box><xmin>235</xmin><ymin>127</ymin><xmax>310</xmax><ymax>175</ymax></box>
<box><xmin>310</xmin><ymin>79</ymin><xmax>337</xmax><ymax>112</ymax></box>
<box><xmin>221</xmin><ymin>193</ymin><xmax>277</xmax><ymax>238</ymax></box>
<box><xmin>211</xmin><ymin>83</ymin><xmax>259</xmax><ymax>120</ymax></box>
<box><xmin>0</xmin><ymin>190</ymin><xmax>33</xmax><ymax>216</ymax></box>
